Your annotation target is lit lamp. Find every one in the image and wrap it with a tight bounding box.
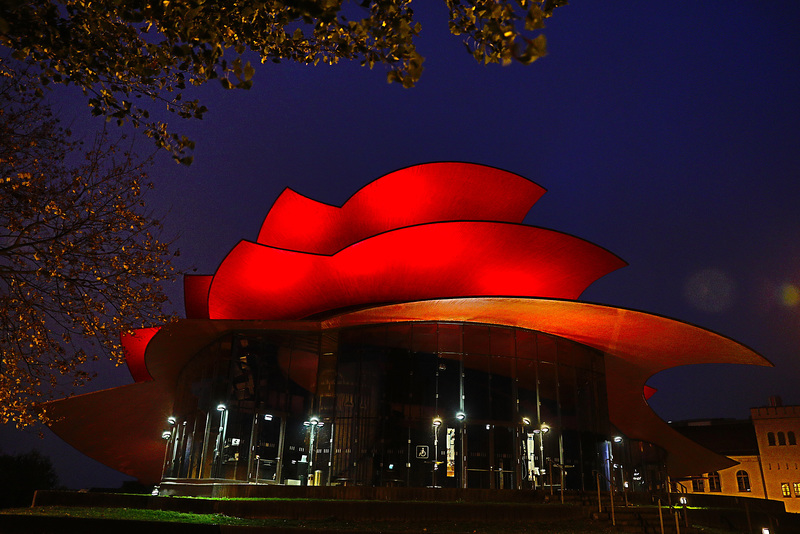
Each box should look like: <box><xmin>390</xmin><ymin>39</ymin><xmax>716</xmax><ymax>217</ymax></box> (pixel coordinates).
<box><xmin>431</xmin><ymin>416</ymin><xmax>443</xmax><ymax>487</ymax></box>
<box><xmin>304</xmin><ymin>416</ymin><xmax>322</xmax><ymax>485</ymax></box>
<box><xmin>160</xmin><ymin>429</ymin><xmax>173</xmax><ymax>481</ymax></box>
<box><xmin>214</xmin><ymin>403</ymin><xmax>229</xmax><ymax>478</ymax></box>
<box><xmin>532</xmin><ymin>422</ymin><xmax>550</xmax><ymax>479</ymax></box>
<box><xmin>611</xmin><ymin>435</ymin><xmax>626</xmax><ymax>494</ymax></box>
<box><xmin>455</xmin><ymin>412</ymin><xmax>466</xmax><ymax>488</ymax></box>
<box><xmin>521</xmin><ymin>417</ymin><xmax>533</xmax><ymax>487</ymax></box>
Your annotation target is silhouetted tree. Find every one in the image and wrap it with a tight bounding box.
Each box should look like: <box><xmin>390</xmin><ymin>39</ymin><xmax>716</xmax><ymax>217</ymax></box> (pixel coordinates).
<box><xmin>0</xmin><ymin>75</ymin><xmax>175</xmax><ymax>428</ymax></box>
<box><xmin>0</xmin><ymin>450</ymin><xmax>60</xmax><ymax>508</ymax></box>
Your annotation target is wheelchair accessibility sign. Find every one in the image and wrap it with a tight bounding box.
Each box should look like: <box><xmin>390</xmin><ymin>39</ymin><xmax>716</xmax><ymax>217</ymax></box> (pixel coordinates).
<box><xmin>416</xmin><ymin>445</ymin><xmax>429</xmax><ymax>459</ymax></box>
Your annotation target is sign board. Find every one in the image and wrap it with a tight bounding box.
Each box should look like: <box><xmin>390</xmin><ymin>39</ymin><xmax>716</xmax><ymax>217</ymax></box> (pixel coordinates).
<box><xmin>527</xmin><ymin>433</ymin><xmax>536</xmax><ymax>478</ymax></box>
<box><xmin>446</xmin><ymin>428</ymin><xmax>455</xmax><ymax>477</ymax></box>
<box><xmin>416</xmin><ymin>445</ymin><xmax>429</xmax><ymax>459</ymax></box>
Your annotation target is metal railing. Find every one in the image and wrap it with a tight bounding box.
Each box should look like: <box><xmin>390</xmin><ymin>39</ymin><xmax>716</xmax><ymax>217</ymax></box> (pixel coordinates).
<box><xmin>593</xmin><ymin>470</ymin><xmax>616</xmax><ymax>526</ymax></box>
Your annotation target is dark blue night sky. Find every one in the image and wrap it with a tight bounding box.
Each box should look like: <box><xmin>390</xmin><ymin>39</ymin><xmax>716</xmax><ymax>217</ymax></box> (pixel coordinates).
<box><xmin>3</xmin><ymin>1</ymin><xmax>799</xmax><ymax>489</ymax></box>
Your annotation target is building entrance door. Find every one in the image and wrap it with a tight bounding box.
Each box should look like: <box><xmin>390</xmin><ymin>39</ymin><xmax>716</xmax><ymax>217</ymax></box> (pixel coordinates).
<box><xmin>249</xmin><ymin>413</ymin><xmax>286</xmax><ymax>483</ymax></box>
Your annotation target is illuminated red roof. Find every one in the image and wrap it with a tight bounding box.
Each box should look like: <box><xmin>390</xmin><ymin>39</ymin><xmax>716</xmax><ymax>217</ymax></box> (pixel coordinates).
<box><xmin>208</xmin><ymin>222</ymin><xmax>625</xmax><ymax>320</ymax></box>
<box><xmin>45</xmin><ymin>162</ymin><xmax>770</xmax><ymax>483</ymax></box>
<box><xmin>256</xmin><ymin>162</ymin><xmax>545</xmax><ymax>254</ymax></box>
<box><xmin>120</xmin><ymin>327</ymin><xmax>159</xmax><ymax>383</ymax></box>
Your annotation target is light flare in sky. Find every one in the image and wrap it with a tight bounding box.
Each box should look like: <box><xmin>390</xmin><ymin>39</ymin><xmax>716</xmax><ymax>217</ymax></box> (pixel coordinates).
<box><xmin>683</xmin><ymin>267</ymin><xmax>737</xmax><ymax>314</ymax></box>
<box><xmin>781</xmin><ymin>283</ymin><xmax>799</xmax><ymax>307</ymax></box>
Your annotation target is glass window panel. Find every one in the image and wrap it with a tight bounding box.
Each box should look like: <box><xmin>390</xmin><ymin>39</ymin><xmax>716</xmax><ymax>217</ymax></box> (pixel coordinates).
<box><xmin>438</xmin><ymin>323</ymin><xmax>462</xmax><ymax>354</ymax></box>
<box><xmin>537</xmin><ymin>361</ymin><xmax>559</xmax><ymax>424</ymax></box>
<box><xmin>537</xmin><ymin>334</ymin><xmax>557</xmax><ymax>364</ymax></box>
<box><xmin>490</xmin><ymin>372</ymin><xmax>514</xmax><ymax>421</ymax></box>
<box><xmin>464</xmin><ymin>353</ymin><xmax>491</xmax><ymax>421</ymax></box>
<box><xmin>412</xmin><ymin>323</ymin><xmax>438</xmax><ymax>354</ymax></box>
<box><xmin>410</xmin><ymin>350</ymin><xmax>437</xmax><ymax>414</ymax></box>
<box><xmin>490</xmin><ymin>356</ymin><xmax>515</xmax><ymax>422</ymax></box>
<box><xmin>557</xmin><ymin>340</ymin><xmax>594</xmax><ymax>369</ymax></box>
<box><xmin>385</xmin><ymin>323</ymin><xmax>412</xmax><ymax>350</ymax></box>
<box><xmin>437</xmin><ymin>355</ymin><xmax>462</xmax><ymax>420</ymax></box>
<box><xmin>558</xmin><ymin>364</ymin><xmax>578</xmax><ymax>421</ymax></box>
<box><xmin>516</xmin><ymin>329</ymin><xmax>537</xmax><ymax>359</ymax></box>
<box><xmin>489</xmin><ymin>326</ymin><xmax>515</xmax><ymax>358</ymax></box>
<box><xmin>708</xmin><ymin>472</ymin><xmax>721</xmax><ymax>492</ymax></box>
<box><xmin>466</xmin><ymin>422</ymin><xmax>490</xmax><ymax>489</ymax></box>
<box><xmin>516</xmin><ymin>358</ymin><xmax>538</xmax><ymax>422</ymax></box>
<box><xmin>463</xmin><ymin>324</ymin><xmax>490</xmax><ymax>356</ymax></box>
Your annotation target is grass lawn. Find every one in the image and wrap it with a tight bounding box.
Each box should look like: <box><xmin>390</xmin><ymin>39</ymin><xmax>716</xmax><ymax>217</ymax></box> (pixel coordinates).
<box><xmin>1</xmin><ymin>505</ymin><xmax>617</xmax><ymax>533</ymax></box>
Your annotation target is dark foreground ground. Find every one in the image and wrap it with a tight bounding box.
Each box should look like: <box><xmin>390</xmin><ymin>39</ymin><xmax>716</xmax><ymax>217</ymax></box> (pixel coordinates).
<box><xmin>2</xmin><ymin>489</ymin><xmax>800</xmax><ymax>533</ymax></box>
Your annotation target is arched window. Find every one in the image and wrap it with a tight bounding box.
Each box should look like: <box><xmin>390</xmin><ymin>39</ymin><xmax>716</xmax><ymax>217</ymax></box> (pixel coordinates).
<box><xmin>779</xmin><ymin>432</ymin><xmax>787</xmax><ymax>446</ymax></box>
<box><xmin>768</xmin><ymin>432</ymin><xmax>776</xmax><ymax>446</ymax></box>
<box><xmin>737</xmin><ymin>470</ymin><xmax>751</xmax><ymax>492</ymax></box>
<box><xmin>789</xmin><ymin>431</ymin><xmax>796</xmax><ymax>445</ymax></box>
<box><xmin>708</xmin><ymin>472</ymin><xmax>721</xmax><ymax>492</ymax></box>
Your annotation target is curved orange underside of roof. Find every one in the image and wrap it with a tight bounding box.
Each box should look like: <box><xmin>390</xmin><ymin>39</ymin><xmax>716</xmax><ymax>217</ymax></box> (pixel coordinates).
<box><xmin>323</xmin><ymin>298</ymin><xmax>772</xmax><ymax>477</ymax></box>
<box><xmin>46</xmin><ymin>297</ymin><xmax>770</xmax><ymax>483</ymax></box>
<box><xmin>256</xmin><ymin>162</ymin><xmax>545</xmax><ymax>255</ymax></box>
<box><xmin>208</xmin><ymin>222</ymin><xmax>626</xmax><ymax>320</ymax></box>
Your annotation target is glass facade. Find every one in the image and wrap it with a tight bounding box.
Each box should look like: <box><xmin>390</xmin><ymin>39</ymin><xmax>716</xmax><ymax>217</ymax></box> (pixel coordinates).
<box><xmin>164</xmin><ymin>322</ymin><xmax>649</xmax><ymax>490</ymax></box>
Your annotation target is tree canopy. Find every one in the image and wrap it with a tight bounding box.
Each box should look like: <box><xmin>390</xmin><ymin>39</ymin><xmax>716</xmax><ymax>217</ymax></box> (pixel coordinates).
<box><xmin>0</xmin><ymin>76</ymin><xmax>175</xmax><ymax>428</ymax></box>
<box><xmin>0</xmin><ymin>0</ymin><xmax>566</xmax><ymax>164</ymax></box>
<box><xmin>0</xmin><ymin>450</ymin><xmax>60</xmax><ymax>507</ymax></box>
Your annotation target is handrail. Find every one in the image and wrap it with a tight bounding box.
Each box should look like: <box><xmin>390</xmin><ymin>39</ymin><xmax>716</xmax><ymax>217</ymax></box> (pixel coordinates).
<box><xmin>593</xmin><ymin>469</ymin><xmax>615</xmax><ymax>526</ymax></box>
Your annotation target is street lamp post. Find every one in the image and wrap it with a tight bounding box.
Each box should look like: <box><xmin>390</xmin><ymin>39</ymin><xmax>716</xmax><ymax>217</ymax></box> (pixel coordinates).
<box><xmin>432</xmin><ymin>416</ymin><xmax>442</xmax><ymax>487</ymax></box>
<box><xmin>160</xmin><ymin>416</ymin><xmax>178</xmax><ymax>481</ymax></box>
<box><xmin>532</xmin><ymin>422</ymin><xmax>550</xmax><ymax>489</ymax></box>
<box><xmin>214</xmin><ymin>404</ymin><xmax>228</xmax><ymax>479</ymax></box>
<box><xmin>160</xmin><ymin>429</ymin><xmax>172</xmax><ymax>482</ymax></box>
<box><xmin>455</xmin><ymin>411</ymin><xmax>466</xmax><ymax>489</ymax></box>
<box><xmin>304</xmin><ymin>416</ymin><xmax>323</xmax><ymax>486</ymax></box>
<box><xmin>521</xmin><ymin>417</ymin><xmax>534</xmax><ymax>489</ymax></box>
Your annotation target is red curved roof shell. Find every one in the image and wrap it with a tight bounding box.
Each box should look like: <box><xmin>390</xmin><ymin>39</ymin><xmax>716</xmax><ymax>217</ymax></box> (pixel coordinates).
<box><xmin>208</xmin><ymin>222</ymin><xmax>625</xmax><ymax>320</ymax></box>
<box><xmin>257</xmin><ymin>162</ymin><xmax>545</xmax><ymax>254</ymax></box>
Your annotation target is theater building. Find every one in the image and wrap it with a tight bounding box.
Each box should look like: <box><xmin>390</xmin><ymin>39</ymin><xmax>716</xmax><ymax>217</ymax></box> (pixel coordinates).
<box><xmin>46</xmin><ymin>162</ymin><xmax>769</xmax><ymax>493</ymax></box>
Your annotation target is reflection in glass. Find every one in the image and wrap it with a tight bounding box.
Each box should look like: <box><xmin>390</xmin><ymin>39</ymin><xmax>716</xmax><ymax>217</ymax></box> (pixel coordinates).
<box><xmin>166</xmin><ymin>322</ymin><xmax>662</xmax><ymax>490</ymax></box>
